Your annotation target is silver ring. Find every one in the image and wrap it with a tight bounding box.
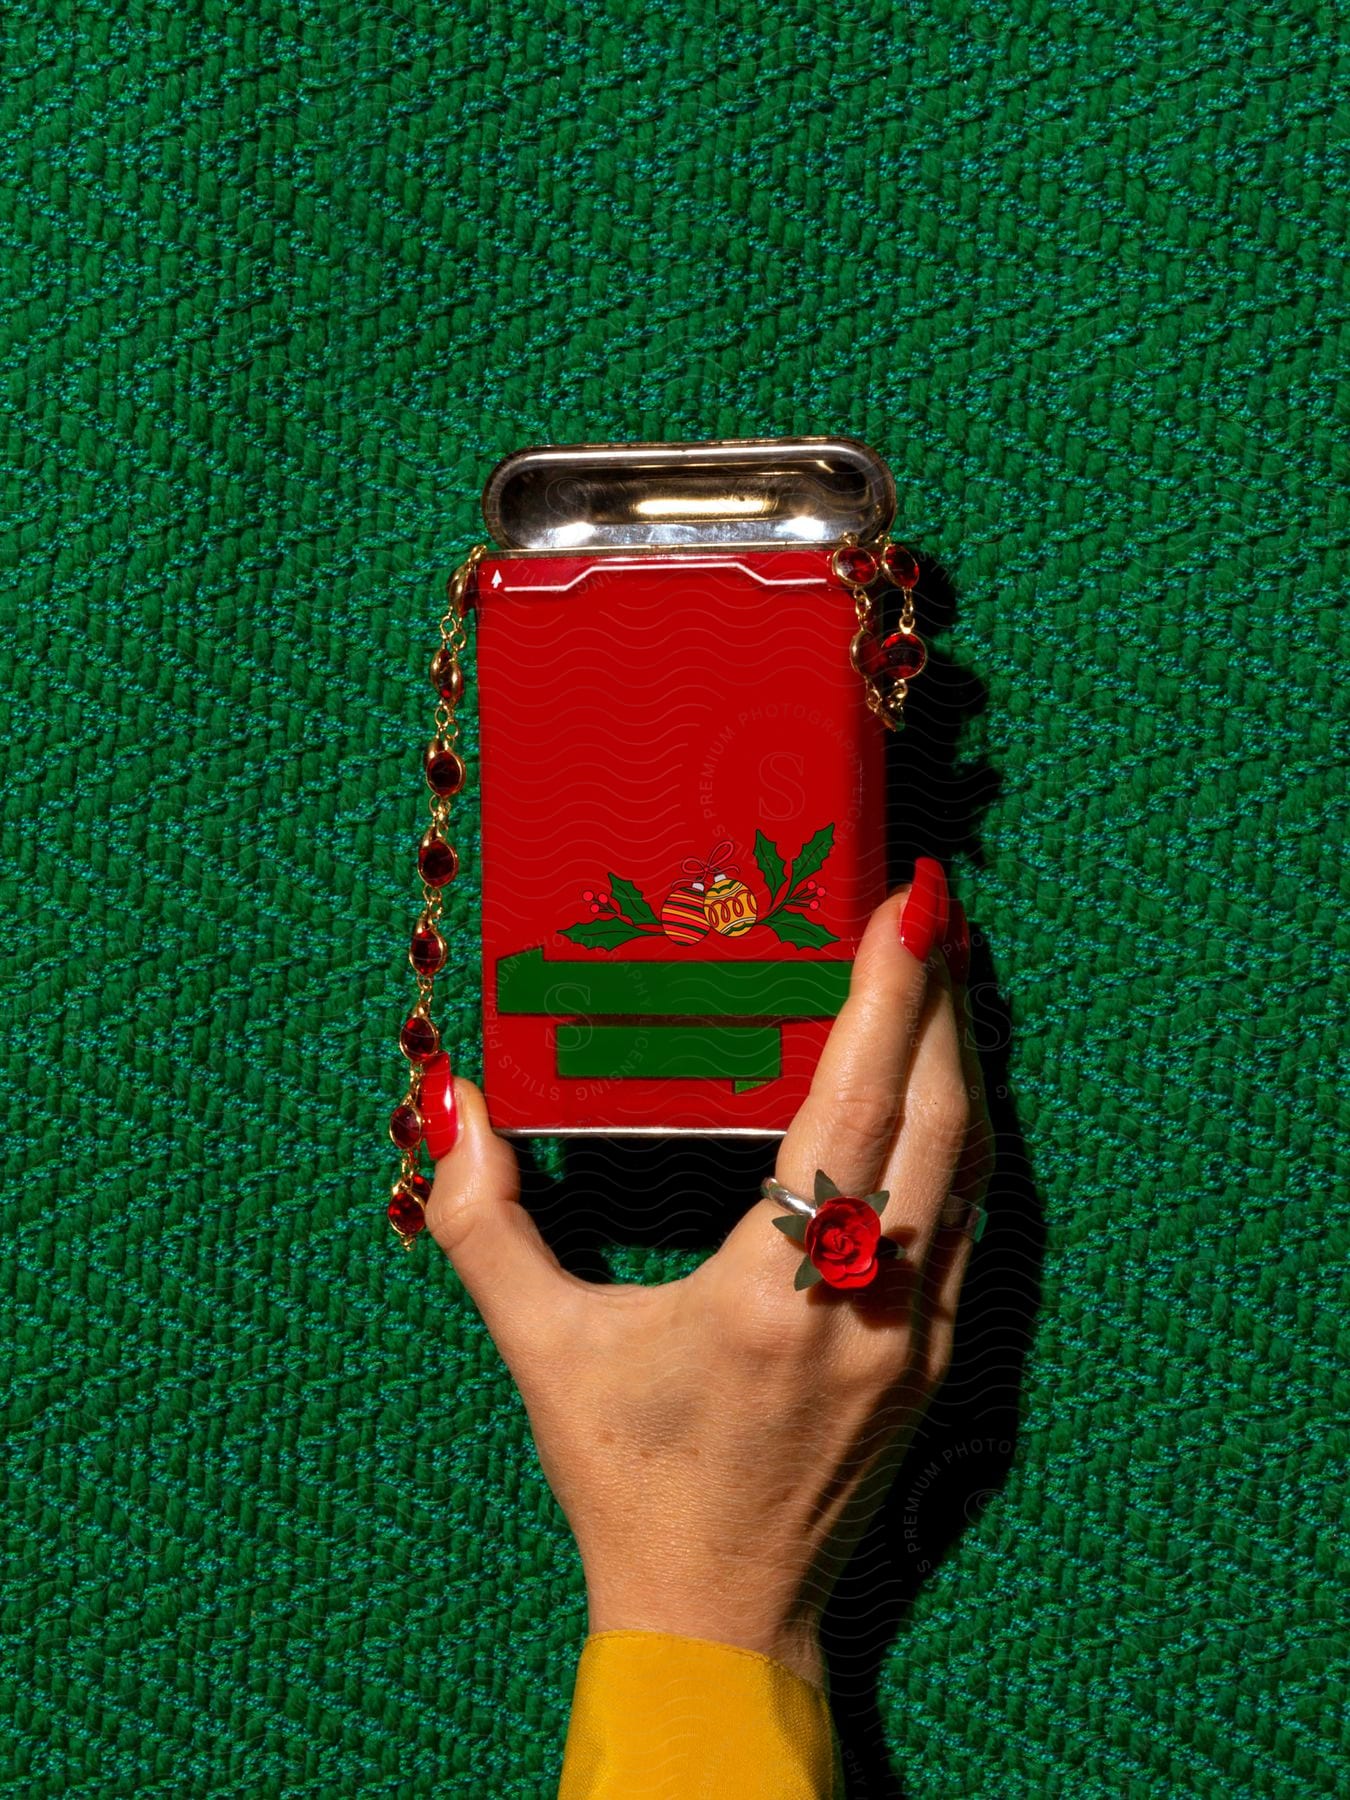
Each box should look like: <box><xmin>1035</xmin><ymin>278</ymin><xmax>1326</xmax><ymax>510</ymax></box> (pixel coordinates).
<box><xmin>939</xmin><ymin>1197</ymin><xmax>988</xmax><ymax>1241</ymax></box>
<box><xmin>760</xmin><ymin>1172</ymin><xmax>903</xmax><ymax>1270</ymax></box>
<box><xmin>760</xmin><ymin>1176</ymin><xmax>816</xmax><ymax>1219</ymax></box>
<box><xmin>765</xmin><ymin>1177</ymin><xmax>985</xmax><ymax>1244</ymax></box>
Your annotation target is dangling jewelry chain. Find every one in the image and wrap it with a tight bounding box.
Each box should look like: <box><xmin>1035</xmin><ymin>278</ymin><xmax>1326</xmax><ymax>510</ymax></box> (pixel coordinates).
<box><xmin>386</xmin><ymin>543</ymin><xmax>486</xmax><ymax>1249</ymax></box>
<box><xmin>832</xmin><ymin>537</ymin><xmax>927</xmax><ymax>730</ymax></box>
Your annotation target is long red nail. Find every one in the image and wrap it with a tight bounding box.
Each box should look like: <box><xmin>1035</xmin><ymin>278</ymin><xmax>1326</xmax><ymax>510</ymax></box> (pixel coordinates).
<box><xmin>898</xmin><ymin>857</ymin><xmax>949</xmax><ymax>965</ymax></box>
<box><xmin>419</xmin><ymin>1053</ymin><xmax>459</xmax><ymax>1160</ymax></box>
<box><xmin>942</xmin><ymin>896</ymin><xmax>970</xmax><ymax>987</ymax></box>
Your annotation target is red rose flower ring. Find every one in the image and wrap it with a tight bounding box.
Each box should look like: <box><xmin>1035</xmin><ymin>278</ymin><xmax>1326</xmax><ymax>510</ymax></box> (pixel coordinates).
<box><xmin>764</xmin><ymin>1171</ymin><xmax>901</xmax><ymax>1292</ymax></box>
<box><xmin>803</xmin><ymin>1196</ymin><xmax>884</xmax><ymax>1290</ymax></box>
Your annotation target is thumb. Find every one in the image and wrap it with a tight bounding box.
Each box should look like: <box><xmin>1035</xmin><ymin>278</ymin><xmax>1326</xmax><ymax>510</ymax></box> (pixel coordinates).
<box><xmin>423</xmin><ymin>1075</ymin><xmax>580</xmax><ymax>1357</ymax></box>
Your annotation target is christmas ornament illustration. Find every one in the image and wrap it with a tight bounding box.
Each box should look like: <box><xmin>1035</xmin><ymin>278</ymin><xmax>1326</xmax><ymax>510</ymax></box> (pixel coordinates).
<box><xmin>560</xmin><ymin>823</ymin><xmax>839</xmax><ymax>952</ymax></box>
<box><xmin>700</xmin><ymin>841</ymin><xmax>758</xmax><ymax>937</ymax></box>
<box><xmin>660</xmin><ymin>872</ymin><xmax>710</xmax><ymax>944</ymax></box>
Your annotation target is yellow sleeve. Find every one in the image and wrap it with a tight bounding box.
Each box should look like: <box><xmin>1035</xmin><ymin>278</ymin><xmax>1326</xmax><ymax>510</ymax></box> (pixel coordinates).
<box><xmin>557</xmin><ymin>1628</ymin><xmax>841</xmax><ymax>1798</ymax></box>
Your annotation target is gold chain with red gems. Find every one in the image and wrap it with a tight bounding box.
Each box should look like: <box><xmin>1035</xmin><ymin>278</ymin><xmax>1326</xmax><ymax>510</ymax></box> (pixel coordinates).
<box><xmin>831</xmin><ymin>536</ymin><xmax>927</xmax><ymax>729</ymax></box>
<box><xmin>385</xmin><ymin>543</ymin><xmax>486</xmax><ymax>1249</ymax></box>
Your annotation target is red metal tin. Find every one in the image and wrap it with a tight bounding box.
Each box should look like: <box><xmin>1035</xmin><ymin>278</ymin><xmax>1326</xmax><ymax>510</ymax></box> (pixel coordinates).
<box><xmin>470</xmin><ymin>440</ymin><xmax>896</xmax><ymax>1136</ymax></box>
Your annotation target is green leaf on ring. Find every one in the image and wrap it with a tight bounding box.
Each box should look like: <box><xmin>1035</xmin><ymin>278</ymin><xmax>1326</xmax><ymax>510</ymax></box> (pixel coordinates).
<box><xmin>771</xmin><ymin>1214</ymin><xmax>808</xmax><ymax>1244</ymax></box>
<box><xmin>813</xmin><ymin>1170</ymin><xmax>841</xmax><ymax>1204</ymax></box>
<box><xmin>794</xmin><ymin>1256</ymin><xmax>824</xmax><ymax>1290</ymax></box>
<box><xmin>862</xmin><ymin>1190</ymin><xmax>889</xmax><ymax>1213</ymax></box>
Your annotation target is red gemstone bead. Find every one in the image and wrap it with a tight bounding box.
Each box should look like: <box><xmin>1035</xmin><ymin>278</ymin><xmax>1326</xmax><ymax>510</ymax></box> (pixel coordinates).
<box><xmin>419</xmin><ymin>834</ymin><xmax>458</xmax><ymax>886</ymax></box>
<box><xmin>389</xmin><ymin>1102</ymin><xmax>423</xmax><ymax>1149</ymax></box>
<box><xmin>880</xmin><ymin>631</ymin><xmax>927</xmax><ymax>679</ymax></box>
<box><xmin>387</xmin><ymin>1189</ymin><xmax>426</xmax><ymax>1239</ymax></box>
<box><xmin>400</xmin><ymin>1013</ymin><xmax>440</xmax><ymax>1061</ymax></box>
<box><xmin>429</xmin><ymin>647</ymin><xmax>463</xmax><ymax>704</ymax></box>
<box><xmin>833</xmin><ymin>546</ymin><xmax>878</xmax><ymax>587</ymax></box>
<box><xmin>410</xmin><ymin>923</ymin><xmax>447</xmax><ymax>975</ymax></box>
<box><xmin>882</xmin><ymin>544</ymin><xmax>920</xmax><ymax>588</ymax></box>
<box><xmin>425</xmin><ymin>742</ymin><xmax>466</xmax><ymax>797</ymax></box>
<box><xmin>406</xmin><ymin>1170</ymin><xmax>433</xmax><ymax>1205</ymax></box>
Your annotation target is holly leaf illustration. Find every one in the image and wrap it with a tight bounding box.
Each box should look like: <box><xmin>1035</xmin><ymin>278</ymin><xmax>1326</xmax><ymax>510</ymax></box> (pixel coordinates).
<box><xmin>558</xmin><ymin>917</ymin><xmax>654</xmax><ymax>949</ymax></box>
<box><xmin>606</xmin><ymin>870</ymin><xmax>660</xmax><ymax>927</ymax></box>
<box><xmin>771</xmin><ymin>1214</ymin><xmax>808</xmax><ymax>1244</ymax></box>
<box><xmin>789</xmin><ymin>822</ymin><xmax>835</xmax><ymax>888</ymax></box>
<box><xmin>760</xmin><ymin>910</ymin><xmax>839</xmax><ymax>949</ymax></box>
<box><xmin>754</xmin><ymin>829</ymin><xmax>788</xmax><ymax>906</ymax></box>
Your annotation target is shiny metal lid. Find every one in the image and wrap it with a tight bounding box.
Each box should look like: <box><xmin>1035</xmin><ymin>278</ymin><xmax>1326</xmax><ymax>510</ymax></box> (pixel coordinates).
<box><xmin>482</xmin><ymin>435</ymin><xmax>896</xmax><ymax>551</ymax></box>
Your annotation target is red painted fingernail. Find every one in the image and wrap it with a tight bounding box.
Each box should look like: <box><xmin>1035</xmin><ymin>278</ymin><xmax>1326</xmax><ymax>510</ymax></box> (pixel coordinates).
<box><xmin>898</xmin><ymin>857</ymin><xmax>949</xmax><ymax>965</ymax></box>
<box><xmin>419</xmin><ymin>1053</ymin><xmax>459</xmax><ymax>1160</ymax></box>
<box><xmin>942</xmin><ymin>897</ymin><xmax>970</xmax><ymax>987</ymax></box>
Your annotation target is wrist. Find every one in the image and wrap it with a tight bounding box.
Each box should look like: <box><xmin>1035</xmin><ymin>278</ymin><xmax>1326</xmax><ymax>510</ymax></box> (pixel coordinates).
<box><xmin>584</xmin><ymin>1588</ymin><xmax>826</xmax><ymax>1690</ymax></box>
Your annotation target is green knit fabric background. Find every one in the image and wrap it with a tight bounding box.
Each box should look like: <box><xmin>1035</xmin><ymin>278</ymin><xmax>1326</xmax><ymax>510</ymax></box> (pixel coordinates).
<box><xmin>3</xmin><ymin>2</ymin><xmax>1346</xmax><ymax>1795</ymax></box>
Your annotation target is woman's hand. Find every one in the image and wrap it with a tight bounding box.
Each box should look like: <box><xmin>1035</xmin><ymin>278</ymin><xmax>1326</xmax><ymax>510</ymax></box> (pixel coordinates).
<box><xmin>424</xmin><ymin>862</ymin><xmax>993</xmax><ymax>1691</ymax></box>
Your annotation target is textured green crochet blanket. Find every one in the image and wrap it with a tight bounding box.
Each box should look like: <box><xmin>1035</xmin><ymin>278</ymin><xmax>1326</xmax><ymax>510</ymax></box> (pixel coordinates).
<box><xmin>3</xmin><ymin>4</ymin><xmax>1346</xmax><ymax>1795</ymax></box>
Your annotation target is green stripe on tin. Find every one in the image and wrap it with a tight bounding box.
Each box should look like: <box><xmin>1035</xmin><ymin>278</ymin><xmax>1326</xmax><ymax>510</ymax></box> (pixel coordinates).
<box><xmin>555</xmin><ymin>1024</ymin><xmax>781</xmax><ymax>1081</ymax></box>
<box><xmin>497</xmin><ymin>946</ymin><xmax>850</xmax><ymax>1017</ymax></box>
